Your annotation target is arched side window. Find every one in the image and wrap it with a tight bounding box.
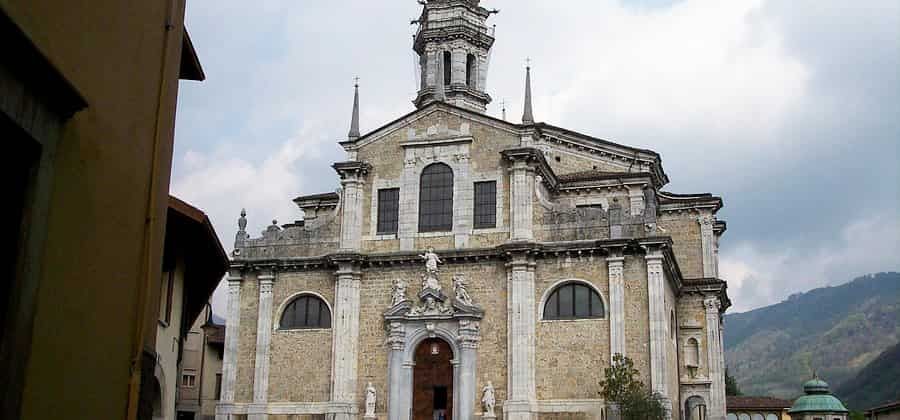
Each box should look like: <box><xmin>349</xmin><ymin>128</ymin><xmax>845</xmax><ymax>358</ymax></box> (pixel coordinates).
<box><xmin>686</xmin><ymin>396</ymin><xmax>707</xmax><ymax>420</ymax></box>
<box><xmin>685</xmin><ymin>338</ymin><xmax>700</xmax><ymax>367</ymax></box>
<box><xmin>418</xmin><ymin>163</ymin><xmax>454</xmax><ymax>232</ymax></box>
<box><xmin>542</xmin><ymin>282</ymin><xmax>605</xmax><ymax>320</ymax></box>
<box><xmin>279</xmin><ymin>294</ymin><xmax>331</xmax><ymax>330</ymax></box>
<box><xmin>443</xmin><ymin>51</ymin><xmax>452</xmax><ymax>86</ymax></box>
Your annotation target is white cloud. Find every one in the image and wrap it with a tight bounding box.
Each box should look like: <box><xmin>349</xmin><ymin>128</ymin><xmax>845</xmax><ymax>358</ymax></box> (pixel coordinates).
<box><xmin>720</xmin><ymin>212</ymin><xmax>900</xmax><ymax>313</ymax></box>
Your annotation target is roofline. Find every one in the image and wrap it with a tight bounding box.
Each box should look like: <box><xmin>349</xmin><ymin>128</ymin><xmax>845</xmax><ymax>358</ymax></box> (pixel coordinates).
<box><xmin>179</xmin><ymin>28</ymin><xmax>205</xmax><ymax>81</ymax></box>
<box><xmin>866</xmin><ymin>400</ymin><xmax>900</xmax><ymax>413</ymax></box>
<box><xmin>168</xmin><ymin>195</ymin><xmax>228</xmax><ymax>267</ymax></box>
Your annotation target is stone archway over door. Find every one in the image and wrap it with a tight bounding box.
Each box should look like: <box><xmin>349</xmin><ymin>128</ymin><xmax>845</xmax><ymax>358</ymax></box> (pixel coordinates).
<box><xmin>413</xmin><ymin>338</ymin><xmax>454</xmax><ymax>420</ymax></box>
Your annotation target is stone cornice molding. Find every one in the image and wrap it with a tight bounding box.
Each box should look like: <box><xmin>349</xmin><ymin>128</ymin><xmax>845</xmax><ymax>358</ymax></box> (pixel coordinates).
<box><xmin>682</xmin><ymin>277</ymin><xmax>731</xmax><ymax>312</ymax></box>
<box><xmin>332</xmin><ymin>161</ymin><xmax>371</xmax><ymax>180</ymax></box>
<box><xmin>501</xmin><ymin>147</ymin><xmax>559</xmax><ymax>193</ymax></box>
<box><xmin>658</xmin><ymin>191</ymin><xmax>723</xmax><ymax>214</ymax></box>
<box><xmin>557</xmin><ymin>173</ymin><xmax>653</xmax><ymax>194</ymax></box>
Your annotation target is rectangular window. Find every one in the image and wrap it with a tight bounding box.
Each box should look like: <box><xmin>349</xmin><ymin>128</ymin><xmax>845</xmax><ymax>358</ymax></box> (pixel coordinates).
<box><xmin>215</xmin><ymin>373</ymin><xmax>223</xmax><ymax>398</ymax></box>
<box><xmin>181</xmin><ymin>373</ymin><xmax>196</xmax><ymax>388</ymax></box>
<box><xmin>158</xmin><ymin>270</ymin><xmax>174</xmax><ymax>324</ymax></box>
<box><xmin>473</xmin><ymin>181</ymin><xmax>496</xmax><ymax>229</ymax></box>
<box><xmin>377</xmin><ymin>188</ymin><xmax>400</xmax><ymax>234</ymax></box>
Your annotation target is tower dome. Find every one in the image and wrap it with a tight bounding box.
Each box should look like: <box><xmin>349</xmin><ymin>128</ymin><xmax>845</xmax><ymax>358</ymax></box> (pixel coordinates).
<box><xmin>788</xmin><ymin>376</ymin><xmax>849</xmax><ymax>419</ymax></box>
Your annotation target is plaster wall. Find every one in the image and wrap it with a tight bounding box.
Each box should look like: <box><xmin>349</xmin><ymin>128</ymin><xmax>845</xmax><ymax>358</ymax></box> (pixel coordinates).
<box><xmin>0</xmin><ymin>0</ymin><xmax>189</xmax><ymax>418</ymax></box>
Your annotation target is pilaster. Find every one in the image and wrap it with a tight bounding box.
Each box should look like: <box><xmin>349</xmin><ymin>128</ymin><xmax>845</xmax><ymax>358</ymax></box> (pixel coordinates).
<box><xmin>334</xmin><ymin>162</ymin><xmax>370</xmax><ymax>251</ymax></box>
<box><xmin>457</xmin><ymin>320</ymin><xmax>481</xmax><ymax>420</ymax></box>
<box><xmin>217</xmin><ymin>272</ymin><xmax>243</xmax><ymax>420</ymax></box>
<box><xmin>607</xmin><ymin>256</ymin><xmax>626</xmax><ymax>360</ymax></box>
<box><xmin>645</xmin><ymin>251</ymin><xmax>670</xmax><ymax>404</ymax></box>
<box><xmin>506</xmin><ymin>253</ymin><xmax>536</xmax><ymax>420</ymax></box>
<box><xmin>704</xmin><ymin>297</ymin><xmax>726</xmax><ymax>420</ymax></box>
<box><xmin>250</xmin><ymin>273</ymin><xmax>276</xmax><ymax>420</ymax></box>
<box><xmin>331</xmin><ymin>260</ymin><xmax>363</xmax><ymax>420</ymax></box>
<box><xmin>698</xmin><ymin>213</ymin><xmax>716</xmax><ymax>278</ymax></box>
<box><xmin>628</xmin><ymin>186</ymin><xmax>644</xmax><ymax>217</ymax></box>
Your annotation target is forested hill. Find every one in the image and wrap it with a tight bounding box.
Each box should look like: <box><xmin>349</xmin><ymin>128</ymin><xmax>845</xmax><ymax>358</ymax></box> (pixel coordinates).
<box><xmin>723</xmin><ymin>272</ymin><xmax>900</xmax><ymax>398</ymax></box>
<box><xmin>835</xmin><ymin>339</ymin><xmax>900</xmax><ymax>410</ymax></box>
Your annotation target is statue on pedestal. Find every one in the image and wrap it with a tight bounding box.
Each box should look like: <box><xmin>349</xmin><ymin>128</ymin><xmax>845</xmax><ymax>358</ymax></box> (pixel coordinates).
<box><xmin>453</xmin><ymin>274</ymin><xmax>474</xmax><ymax>306</ymax></box>
<box><xmin>391</xmin><ymin>279</ymin><xmax>408</xmax><ymax>307</ymax></box>
<box><xmin>364</xmin><ymin>382</ymin><xmax>377</xmax><ymax>419</ymax></box>
<box><xmin>420</xmin><ymin>247</ymin><xmax>443</xmax><ymax>292</ymax></box>
<box><xmin>481</xmin><ymin>381</ymin><xmax>496</xmax><ymax>418</ymax></box>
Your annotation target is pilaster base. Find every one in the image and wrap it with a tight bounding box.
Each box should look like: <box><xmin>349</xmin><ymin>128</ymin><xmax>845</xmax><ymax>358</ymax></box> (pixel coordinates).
<box><xmin>504</xmin><ymin>401</ymin><xmax>536</xmax><ymax>420</ymax></box>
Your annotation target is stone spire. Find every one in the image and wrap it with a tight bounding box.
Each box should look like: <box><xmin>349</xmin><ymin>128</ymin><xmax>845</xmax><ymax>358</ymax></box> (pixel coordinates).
<box><xmin>522</xmin><ymin>63</ymin><xmax>534</xmax><ymax>124</ymax></box>
<box><xmin>348</xmin><ymin>78</ymin><xmax>360</xmax><ymax>141</ymax></box>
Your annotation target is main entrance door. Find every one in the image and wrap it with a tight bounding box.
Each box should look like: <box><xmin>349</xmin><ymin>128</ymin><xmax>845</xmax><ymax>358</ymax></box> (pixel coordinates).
<box><xmin>412</xmin><ymin>338</ymin><xmax>454</xmax><ymax>420</ymax></box>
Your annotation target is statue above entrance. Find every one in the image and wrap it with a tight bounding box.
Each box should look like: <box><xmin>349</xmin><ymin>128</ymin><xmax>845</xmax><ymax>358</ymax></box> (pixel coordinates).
<box><xmin>419</xmin><ymin>247</ymin><xmax>443</xmax><ymax>292</ymax></box>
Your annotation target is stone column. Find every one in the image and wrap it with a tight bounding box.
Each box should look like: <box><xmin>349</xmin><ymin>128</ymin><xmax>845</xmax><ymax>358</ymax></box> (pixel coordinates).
<box><xmin>249</xmin><ymin>273</ymin><xmax>275</xmax><ymax>420</ymax></box>
<box><xmin>335</xmin><ymin>162</ymin><xmax>369</xmax><ymax>251</ymax></box>
<box><xmin>607</xmin><ymin>256</ymin><xmax>626</xmax><ymax>360</ymax></box>
<box><xmin>506</xmin><ymin>254</ymin><xmax>536</xmax><ymax>420</ymax></box>
<box><xmin>386</xmin><ymin>322</ymin><xmax>407</xmax><ymax>420</ymax></box>
<box><xmin>457</xmin><ymin>320</ymin><xmax>481</xmax><ymax>420</ymax></box>
<box><xmin>698</xmin><ymin>213</ymin><xmax>716</xmax><ymax>278</ymax></box>
<box><xmin>332</xmin><ymin>261</ymin><xmax>362</xmax><ymax>420</ymax></box>
<box><xmin>645</xmin><ymin>251</ymin><xmax>669</xmax><ymax>402</ymax></box>
<box><xmin>508</xmin><ymin>158</ymin><xmax>535</xmax><ymax>241</ymax></box>
<box><xmin>217</xmin><ymin>272</ymin><xmax>243</xmax><ymax>420</ymax></box>
<box><xmin>704</xmin><ymin>297</ymin><xmax>726</xmax><ymax>420</ymax></box>
<box><xmin>451</xmin><ymin>47</ymin><xmax>467</xmax><ymax>87</ymax></box>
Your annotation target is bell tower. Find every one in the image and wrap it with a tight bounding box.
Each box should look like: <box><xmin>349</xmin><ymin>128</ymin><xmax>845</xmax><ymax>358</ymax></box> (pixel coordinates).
<box><xmin>413</xmin><ymin>0</ymin><xmax>496</xmax><ymax>112</ymax></box>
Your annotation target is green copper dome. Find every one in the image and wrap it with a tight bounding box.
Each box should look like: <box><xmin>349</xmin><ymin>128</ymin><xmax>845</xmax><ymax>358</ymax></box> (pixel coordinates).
<box><xmin>788</xmin><ymin>377</ymin><xmax>849</xmax><ymax>414</ymax></box>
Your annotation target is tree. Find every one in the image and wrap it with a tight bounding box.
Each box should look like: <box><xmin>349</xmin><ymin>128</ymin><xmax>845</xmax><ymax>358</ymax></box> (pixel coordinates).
<box><xmin>600</xmin><ymin>354</ymin><xmax>669</xmax><ymax>420</ymax></box>
<box><xmin>725</xmin><ymin>368</ymin><xmax>742</xmax><ymax>396</ymax></box>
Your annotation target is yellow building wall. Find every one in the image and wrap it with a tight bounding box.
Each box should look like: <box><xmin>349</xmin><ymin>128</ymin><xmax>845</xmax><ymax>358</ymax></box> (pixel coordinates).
<box><xmin>0</xmin><ymin>0</ymin><xmax>190</xmax><ymax>418</ymax></box>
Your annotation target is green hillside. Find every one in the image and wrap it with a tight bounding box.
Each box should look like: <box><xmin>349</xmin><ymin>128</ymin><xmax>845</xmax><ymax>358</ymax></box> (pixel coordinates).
<box><xmin>724</xmin><ymin>272</ymin><xmax>900</xmax><ymax>398</ymax></box>
<box><xmin>834</xmin><ymin>340</ymin><xmax>900</xmax><ymax>411</ymax></box>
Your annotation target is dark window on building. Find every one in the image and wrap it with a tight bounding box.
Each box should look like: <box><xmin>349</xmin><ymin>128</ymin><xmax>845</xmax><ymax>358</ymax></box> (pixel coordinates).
<box><xmin>215</xmin><ymin>373</ymin><xmax>222</xmax><ymax>399</ymax></box>
<box><xmin>543</xmin><ymin>283</ymin><xmax>604</xmax><ymax>320</ymax></box>
<box><xmin>466</xmin><ymin>54</ymin><xmax>476</xmax><ymax>86</ymax></box>
<box><xmin>279</xmin><ymin>295</ymin><xmax>331</xmax><ymax>329</ymax></box>
<box><xmin>159</xmin><ymin>269</ymin><xmax>174</xmax><ymax>325</ymax></box>
<box><xmin>443</xmin><ymin>51</ymin><xmax>452</xmax><ymax>86</ymax></box>
<box><xmin>473</xmin><ymin>181</ymin><xmax>496</xmax><ymax>229</ymax></box>
<box><xmin>377</xmin><ymin>188</ymin><xmax>400</xmax><ymax>234</ymax></box>
<box><xmin>418</xmin><ymin>163</ymin><xmax>453</xmax><ymax>232</ymax></box>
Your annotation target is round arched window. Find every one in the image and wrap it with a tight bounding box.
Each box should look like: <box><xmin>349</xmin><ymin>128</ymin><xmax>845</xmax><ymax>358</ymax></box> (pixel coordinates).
<box><xmin>279</xmin><ymin>295</ymin><xmax>331</xmax><ymax>329</ymax></box>
<box><xmin>418</xmin><ymin>163</ymin><xmax>454</xmax><ymax>232</ymax></box>
<box><xmin>543</xmin><ymin>282</ymin><xmax>604</xmax><ymax>320</ymax></box>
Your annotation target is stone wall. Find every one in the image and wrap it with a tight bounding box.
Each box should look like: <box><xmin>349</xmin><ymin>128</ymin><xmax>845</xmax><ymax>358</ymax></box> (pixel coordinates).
<box><xmin>236</xmin><ymin>276</ymin><xmax>259</xmax><ymax>403</ymax></box>
<box><xmin>268</xmin><ymin>271</ymin><xmax>335</xmax><ymax>402</ymax></box>
<box><xmin>535</xmin><ymin>256</ymin><xmax>612</xmax><ymax>400</ymax></box>
<box><xmin>623</xmin><ymin>256</ymin><xmax>651</xmax><ymax>383</ymax></box>
<box><xmin>657</xmin><ymin>213</ymin><xmax>703</xmax><ymax>279</ymax></box>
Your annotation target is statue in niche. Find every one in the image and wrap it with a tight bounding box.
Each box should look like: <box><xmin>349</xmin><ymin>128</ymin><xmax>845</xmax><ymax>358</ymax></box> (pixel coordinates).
<box><xmin>391</xmin><ymin>279</ymin><xmax>408</xmax><ymax>306</ymax></box>
<box><xmin>364</xmin><ymin>382</ymin><xmax>376</xmax><ymax>418</ymax></box>
<box><xmin>420</xmin><ymin>247</ymin><xmax>443</xmax><ymax>292</ymax></box>
<box><xmin>481</xmin><ymin>381</ymin><xmax>496</xmax><ymax>417</ymax></box>
<box><xmin>453</xmin><ymin>274</ymin><xmax>474</xmax><ymax>306</ymax></box>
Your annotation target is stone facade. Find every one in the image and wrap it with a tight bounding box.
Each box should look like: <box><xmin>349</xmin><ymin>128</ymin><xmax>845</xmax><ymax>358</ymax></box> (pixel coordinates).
<box><xmin>218</xmin><ymin>2</ymin><xmax>731</xmax><ymax>420</ymax></box>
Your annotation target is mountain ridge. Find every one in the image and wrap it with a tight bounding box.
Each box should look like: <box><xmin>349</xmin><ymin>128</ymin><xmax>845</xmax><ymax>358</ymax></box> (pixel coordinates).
<box><xmin>724</xmin><ymin>272</ymin><xmax>900</xmax><ymax>398</ymax></box>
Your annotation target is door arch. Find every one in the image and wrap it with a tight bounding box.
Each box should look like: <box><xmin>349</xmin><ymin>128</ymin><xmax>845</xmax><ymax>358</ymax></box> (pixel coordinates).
<box><xmin>413</xmin><ymin>338</ymin><xmax>455</xmax><ymax>420</ymax></box>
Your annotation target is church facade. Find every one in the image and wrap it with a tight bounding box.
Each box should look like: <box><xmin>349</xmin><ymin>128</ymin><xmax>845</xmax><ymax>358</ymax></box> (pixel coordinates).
<box><xmin>217</xmin><ymin>1</ymin><xmax>731</xmax><ymax>420</ymax></box>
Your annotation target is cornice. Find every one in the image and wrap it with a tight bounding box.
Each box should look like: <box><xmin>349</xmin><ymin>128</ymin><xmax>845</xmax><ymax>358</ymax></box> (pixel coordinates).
<box><xmin>500</xmin><ymin>147</ymin><xmax>559</xmax><ymax>192</ymax></box>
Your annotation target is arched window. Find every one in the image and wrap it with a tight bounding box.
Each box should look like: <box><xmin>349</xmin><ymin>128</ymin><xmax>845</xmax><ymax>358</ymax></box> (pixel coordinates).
<box><xmin>685</xmin><ymin>338</ymin><xmax>700</xmax><ymax>367</ymax></box>
<box><xmin>543</xmin><ymin>282</ymin><xmax>604</xmax><ymax>320</ymax></box>
<box><xmin>686</xmin><ymin>396</ymin><xmax>707</xmax><ymax>420</ymax></box>
<box><xmin>279</xmin><ymin>294</ymin><xmax>331</xmax><ymax>329</ymax></box>
<box><xmin>443</xmin><ymin>51</ymin><xmax>452</xmax><ymax>86</ymax></box>
<box><xmin>419</xmin><ymin>163</ymin><xmax>454</xmax><ymax>232</ymax></box>
<box><xmin>466</xmin><ymin>54</ymin><xmax>477</xmax><ymax>87</ymax></box>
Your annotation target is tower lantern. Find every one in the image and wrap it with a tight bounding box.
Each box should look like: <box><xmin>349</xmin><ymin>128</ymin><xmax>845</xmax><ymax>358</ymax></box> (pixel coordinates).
<box><xmin>412</xmin><ymin>0</ymin><xmax>496</xmax><ymax>112</ymax></box>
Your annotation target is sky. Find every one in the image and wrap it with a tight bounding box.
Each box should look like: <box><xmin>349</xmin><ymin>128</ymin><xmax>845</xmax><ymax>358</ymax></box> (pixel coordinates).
<box><xmin>172</xmin><ymin>0</ymin><xmax>900</xmax><ymax>315</ymax></box>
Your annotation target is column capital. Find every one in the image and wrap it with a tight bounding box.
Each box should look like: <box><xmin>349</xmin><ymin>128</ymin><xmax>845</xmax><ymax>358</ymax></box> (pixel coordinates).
<box><xmin>332</xmin><ymin>160</ymin><xmax>371</xmax><ymax>180</ymax></box>
<box><xmin>703</xmin><ymin>296</ymin><xmax>721</xmax><ymax>313</ymax></box>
